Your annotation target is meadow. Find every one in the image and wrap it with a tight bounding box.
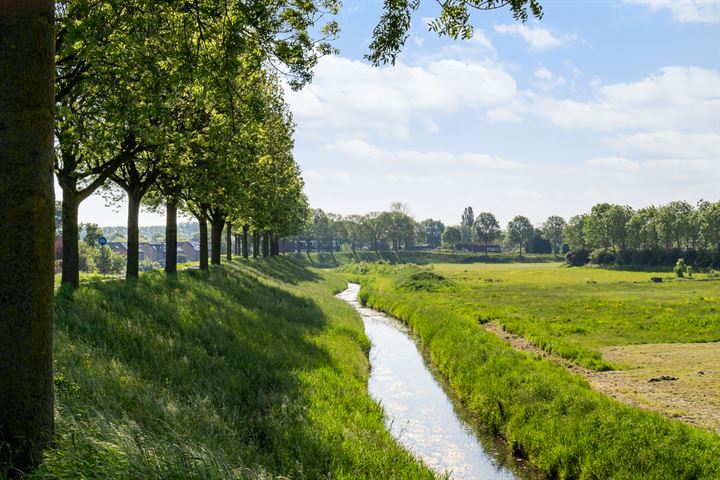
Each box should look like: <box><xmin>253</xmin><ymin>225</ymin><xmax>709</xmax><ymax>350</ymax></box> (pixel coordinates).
<box><xmin>345</xmin><ymin>261</ymin><xmax>720</xmax><ymax>479</ymax></box>
<box><xmin>416</xmin><ymin>262</ymin><xmax>719</xmax><ymax>370</ymax></box>
<box><xmin>19</xmin><ymin>259</ymin><xmax>436</xmax><ymax>479</ymax></box>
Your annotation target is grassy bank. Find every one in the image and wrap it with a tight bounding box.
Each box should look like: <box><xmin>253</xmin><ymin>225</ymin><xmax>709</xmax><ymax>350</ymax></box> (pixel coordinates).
<box><xmin>348</xmin><ymin>263</ymin><xmax>720</xmax><ymax>479</ymax></box>
<box><xmin>18</xmin><ymin>259</ymin><xmax>435</xmax><ymax>479</ymax></box>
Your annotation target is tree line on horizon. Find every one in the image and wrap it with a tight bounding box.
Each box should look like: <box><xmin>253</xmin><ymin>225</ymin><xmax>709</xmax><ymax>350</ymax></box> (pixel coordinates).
<box><xmin>297</xmin><ymin>199</ymin><xmax>720</xmax><ymax>267</ymax></box>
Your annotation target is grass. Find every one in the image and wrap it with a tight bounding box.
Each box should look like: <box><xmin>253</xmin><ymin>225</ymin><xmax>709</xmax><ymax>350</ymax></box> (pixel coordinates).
<box><xmin>15</xmin><ymin>258</ymin><xmax>436</xmax><ymax>479</ymax></box>
<box><xmin>346</xmin><ymin>262</ymin><xmax>720</xmax><ymax>479</ymax></box>
<box><xmin>427</xmin><ymin>263</ymin><xmax>720</xmax><ymax>370</ymax></box>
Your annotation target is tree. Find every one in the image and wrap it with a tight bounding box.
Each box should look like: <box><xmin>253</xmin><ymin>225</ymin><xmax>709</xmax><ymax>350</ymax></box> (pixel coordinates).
<box><xmin>461</xmin><ymin>206</ymin><xmax>474</xmax><ymax>246</ymax></box>
<box><xmin>564</xmin><ymin>214</ymin><xmax>587</xmax><ymax>252</ymax></box>
<box><xmin>82</xmin><ymin>223</ymin><xmax>103</xmax><ymax>247</ymax></box>
<box><xmin>0</xmin><ymin>0</ymin><xmax>55</xmax><ymax>471</ymax></box>
<box><xmin>507</xmin><ymin>215</ymin><xmax>534</xmax><ymax>257</ymax></box>
<box><xmin>474</xmin><ymin>212</ymin><xmax>500</xmax><ymax>256</ymax></box>
<box><xmin>541</xmin><ymin>215</ymin><xmax>566</xmax><ymax>257</ymax></box>
<box><xmin>367</xmin><ymin>0</ymin><xmax>543</xmax><ymax>65</ymax></box>
<box><xmin>605</xmin><ymin>205</ymin><xmax>633</xmax><ymax>253</ymax></box>
<box><xmin>699</xmin><ymin>201</ymin><xmax>720</xmax><ymax>254</ymax></box>
<box><xmin>418</xmin><ymin>218</ymin><xmax>445</xmax><ymax>248</ymax></box>
<box><xmin>442</xmin><ymin>226</ymin><xmax>462</xmax><ymax>250</ymax></box>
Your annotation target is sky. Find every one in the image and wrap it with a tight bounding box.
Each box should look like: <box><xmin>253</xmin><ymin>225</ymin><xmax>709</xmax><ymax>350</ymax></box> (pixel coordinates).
<box><xmin>73</xmin><ymin>0</ymin><xmax>720</xmax><ymax>228</ymax></box>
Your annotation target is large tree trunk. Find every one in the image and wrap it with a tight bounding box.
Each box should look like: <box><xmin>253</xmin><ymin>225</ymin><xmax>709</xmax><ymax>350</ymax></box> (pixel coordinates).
<box><xmin>198</xmin><ymin>215</ymin><xmax>209</xmax><ymax>270</ymax></box>
<box><xmin>165</xmin><ymin>200</ymin><xmax>177</xmax><ymax>274</ymax></box>
<box><xmin>226</xmin><ymin>222</ymin><xmax>232</xmax><ymax>262</ymax></box>
<box><xmin>126</xmin><ymin>191</ymin><xmax>141</xmax><ymax>278</ymax></box>
<box><xmin>0</xmin><ymin>1</ymin><xmax>55</xmax><ymax>472</ymax></box>
<box><xmin>61</xmin><ymin>189</ymin><xmax>80</xmax><ymax>286</ymax></box>
<box><xmin>242</xmin><ymin>225</ymin><xmax>249</xmax><ymax>259</ymax></box>
<box><xmin>253</xmin><ymin>230</ymin><xmax>260</xmax><ymax>258</ymax></box>
<box><xmin>210</xmin><ymin>215</ymin><xmax>224</xmax><ymax>265</ymax></box>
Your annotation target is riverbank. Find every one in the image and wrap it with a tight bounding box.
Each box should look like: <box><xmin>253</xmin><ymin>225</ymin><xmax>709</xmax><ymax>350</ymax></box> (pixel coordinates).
<box><xmin>346</xmin><ymin>262</ymin><xmax>720</xmax><ymax>479</ymax></box>
<box><xmin>20</xmin><ymin>259</ymin><xmax>436</xmax><ymax>479</ymax></box>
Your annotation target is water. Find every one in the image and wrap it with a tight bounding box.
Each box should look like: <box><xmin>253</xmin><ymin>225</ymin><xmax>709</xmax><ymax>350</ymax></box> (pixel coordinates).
<box><xmin>336</xmin><ymin>283</ymin><xmax>540</xmax><ymax>480</ymax></box>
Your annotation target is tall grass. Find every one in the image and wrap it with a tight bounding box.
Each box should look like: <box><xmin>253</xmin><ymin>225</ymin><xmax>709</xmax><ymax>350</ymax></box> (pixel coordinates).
<box><xmin>13</xmin><ymin>259</ymin><xmax>436</xmax><ymax>479</ymax></box>
<box><xmin>354</xmin><ymin>263</ymin><xmax>720</xmax><ymax>479</ymax></box>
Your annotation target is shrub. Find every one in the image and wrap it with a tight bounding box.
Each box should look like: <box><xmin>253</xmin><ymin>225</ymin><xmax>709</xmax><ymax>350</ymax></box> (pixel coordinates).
<box><xmin>589</xmin><ymin>249</ymin><xmax>615</xmax><ymax>265</ymax></box>
<box><xmin>565</xmin><ymin>249</ymin><xmax>590</xmax><ymax>266</ymax></box>
<box><xmin>78</xmin><ymin>242</ymin><xmax>96</xmax><ymax>273</ymax></box>
<box><xmin>673</xmin><ymin>258</ymin><xmax>687</xmax><ymax>278</ymax></box>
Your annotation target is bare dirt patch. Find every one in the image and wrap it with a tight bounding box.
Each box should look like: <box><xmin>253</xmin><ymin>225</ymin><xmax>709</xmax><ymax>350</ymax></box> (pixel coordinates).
<box><xmin>484</xmin><ymin>322</ymin><xmax>720</xmax><ymax>433</ymax></box>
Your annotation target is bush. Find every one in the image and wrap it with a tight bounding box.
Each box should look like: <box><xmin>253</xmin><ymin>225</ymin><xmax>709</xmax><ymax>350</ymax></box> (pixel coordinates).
<box><xmin>589</xmin><ymin>249</ymin><xmax>615</xmax><ymax>265</ymax></box>
<box><xmin>565</xmin><ymin>249</ymin><xmax>590</xmax><ymax>266</ymax></box>
<box><xmin>78</xmin><ymin>242</ymin><xmax>96</xmax><ymax>273</ymax></box>
<box><xmin>674</xmin><ymin>258</ymin><xmax>687</xmax><ymax>278</ymax></box>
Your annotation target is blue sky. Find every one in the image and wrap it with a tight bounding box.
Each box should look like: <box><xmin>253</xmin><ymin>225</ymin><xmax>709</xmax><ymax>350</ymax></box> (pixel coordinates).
<box><xmin>76</xmin><ymin>0</ymin><xmax>720</xmax><ymax>227</ymax></box>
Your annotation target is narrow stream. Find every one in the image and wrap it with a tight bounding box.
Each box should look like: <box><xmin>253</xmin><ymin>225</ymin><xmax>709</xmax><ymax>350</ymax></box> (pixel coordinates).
<box><xmin>337</xmin><ymin>283</ymin><xmax>540</xmax><ymax>480</ymax></box>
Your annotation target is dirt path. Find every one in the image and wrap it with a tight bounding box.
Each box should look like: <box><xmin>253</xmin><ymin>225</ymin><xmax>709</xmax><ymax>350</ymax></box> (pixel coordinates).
<box><xmin>483</xmin><ymin>322</ymin><xmax>720</xmax><ymax>433</ymax></box>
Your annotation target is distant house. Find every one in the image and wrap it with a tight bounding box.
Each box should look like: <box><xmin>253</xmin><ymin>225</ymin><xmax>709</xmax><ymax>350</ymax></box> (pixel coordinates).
<box><xmin>178</xmin><ymin>241</ymin><xmax>211</xmax><ymax>262</ymax></box>
<box><xmin>142</xmin><ymin>243</ymin><xmax>166</xmax><ymax>265</ymax></box>
<box><xmin>54</xmin><ymin>239</ymin><xmax>63</xmax><ymax>260</ymax></box>
<box><xmin>472</xmin><ymin>244</ymin><xmax>501</xmax><ymax>253</ymax></box>
<box><xmin>108</xmin><ymin>242</ymin><xmax>145</xmax><ymax>260</ymax></box>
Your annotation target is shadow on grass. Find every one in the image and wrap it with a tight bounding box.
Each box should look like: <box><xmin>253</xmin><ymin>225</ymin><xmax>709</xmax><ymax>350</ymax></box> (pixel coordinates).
<box><xmin>238</xmin><ymin>256</ymin><xmax>321</xmax><ymax>285</ymax></box>
<box><xmin>50</xmin><ymin>263</ymin><xmax>340</xmax><ymax>477</ymax></box>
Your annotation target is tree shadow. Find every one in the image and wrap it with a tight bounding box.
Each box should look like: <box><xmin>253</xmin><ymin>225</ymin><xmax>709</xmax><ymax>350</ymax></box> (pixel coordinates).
<box><xmin>51</xmin><ymin>264</ymin><xmax>345</xmax><ymax>476</ymax></box>
<box><xmin>237</xmin><ymin>256</ymin><xmax>321</xmax><ymax>285</ymax></box>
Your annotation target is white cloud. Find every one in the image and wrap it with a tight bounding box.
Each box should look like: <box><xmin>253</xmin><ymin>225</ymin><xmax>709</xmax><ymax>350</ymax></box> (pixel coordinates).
<box><xmin>325</xmin><ymin>139</ymin><xmax>524</xmax><ymax>170</ymax></box>
<box><xmin>382</xmin><ymin>174</ymin><xmax>455</xmax><ymax>187</ymax></box>
<box><xmin>468</xmin><ymin>29</ymin><xmax>495</xmax><ymax>51</ymax></box>
<box><xmin>493</xmin><ymin>24</ymin><xmax>566</xmax><ymax>49</ymax></box>
<box><xmin>587</xmin><ymin>156</ymin><xmax>640</xmax><ymax>172</ymax></box>
<box><xmin>624</xmin><ymin>0</ymin><xmax>720</xmax><ymax>24</ymax></box>
<box><xmin>529</xmin><ymin>66</ymin><xmax>720</xmax><ymax>132</ymax></box>
<box><xmin>423</xmin><ymin>117</ymin><xmax>439</xmax><ymax>133</ymax></box>
<box><xmin>533</xmin><ymin>67</ymin><xmax>566</xmax><ymax>90</ymax></box>
<box><xmin>485</xmin><ymin>108</ymin><xmax>521</xmax><ymax>123</ymax></box>
<box><xmin>286</xmin><ymin>55</ymin><xmax>517</xmax><ymax>138</ymax></box>
<box><xmin>608</xmin><ymin>131</ymin><xmax>720</xmax><ymax>159</ymax></box>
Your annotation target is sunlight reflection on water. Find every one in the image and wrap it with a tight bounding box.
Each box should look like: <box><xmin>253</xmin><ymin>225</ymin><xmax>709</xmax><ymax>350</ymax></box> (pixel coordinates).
<box><xmin>337</xmin><ymin>283</ymin><xmax>537</xmax><ymax>480</ymax></box>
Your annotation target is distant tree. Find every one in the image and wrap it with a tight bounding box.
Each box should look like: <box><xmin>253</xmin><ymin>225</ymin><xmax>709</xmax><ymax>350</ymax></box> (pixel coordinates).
<box><xmin>541</xmin><ymin>215</ymin><xmax>566</xmax><ymax>257</ymax></box>
<box><xmin>626</xmin><ymin>207</ymin><xmax>659</xmax><ymax>251</ymax></box>
<box><xmin>507</xmin><ymin>215</ymin><xmax>534</xmax><ymax>257</ymax></box>
<box><xmin>699</xmin><ymin>201</ymin><xmax>720</xmax><ymax>254</ymax></box>
<box><xmin>461</xmin><ymin>206</ymin><xmax>474</xmax><ymax>246</ymax></box>
<box><xmin>584</xmin><ymin>203</ymin><xmax>612</xmax><ymax>251</ymax></box>
<box><xmin>474</xmin><ymin>212</ymin><xmax>500</xmax><ymax>256</ymax></box>
<box><xmin>655</xmin><ymin>201</ymin><xmax>694</xmax><ymax>251</ymax></box>
<box><xmin>418</xmin><ymin>218</ymin><xmax>445</xmax><ymax>247</ymax></box>
<box><xmin>564</xmin><ymin>214</ymin><xmax>588</xmax><ymax>251</ymax></box>
<box><xmin>82</xmin><ymin>223</ymin><xmax>103</xmax><ymax>247</ymax></box>
<box><xmin>442</xmin><ymin>226</ymin><xmax>462</xmax><ymax>250</ymax></box>
<box><xmin>78</xmin><ymin>242</ymin><xmax>96</xmax><ymax>273</ymax></box>
<box><xmin>605</xmin><ymin>205</ymin><xmax>633</xmax><ymax>253</ymax></box>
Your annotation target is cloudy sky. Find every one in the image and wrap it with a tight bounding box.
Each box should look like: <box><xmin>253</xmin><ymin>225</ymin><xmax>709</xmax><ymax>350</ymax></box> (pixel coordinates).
<box><xmin>76</xmin><ymin>0</ymin><xmax>720</xmax><ymax>227</ymax></box>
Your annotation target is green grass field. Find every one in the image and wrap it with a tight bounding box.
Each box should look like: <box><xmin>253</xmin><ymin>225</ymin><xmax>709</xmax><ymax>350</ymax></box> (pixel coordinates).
<box><xmin>23</xmin><ymin>259</ymin><xmax>436</xmax><ymax>479</ymax></box>
<box><xmin>346</xmin><ymin>261</ymin><xmax>720</xmax><ymax>479</ymax></box>
<box><xmin>419</xmin><ymin>262</ymin><xmax>720</xmax><ymax>370</ymax></box>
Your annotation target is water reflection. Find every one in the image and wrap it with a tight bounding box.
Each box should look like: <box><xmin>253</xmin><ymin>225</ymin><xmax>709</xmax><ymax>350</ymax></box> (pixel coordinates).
<box><xmin>337</xmin><ymin>283</ymin><xmax>540</xmax><ymax>480</ymax></box>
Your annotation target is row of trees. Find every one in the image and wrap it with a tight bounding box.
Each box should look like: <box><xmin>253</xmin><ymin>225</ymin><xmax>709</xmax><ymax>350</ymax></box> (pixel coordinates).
<box><xmin>53</xmin><ymin>0</ymin><xmax>340</xmax><ymax>286</ymax></box>
<box><xmin>2</xmin><ymin>0</ymin><xmax>544</xmax><ymax>471</ymax></box>
<box><xmin>564</xmin><ymin>200</ymin><xmax>720</xmax><ymax>266</ymax></box>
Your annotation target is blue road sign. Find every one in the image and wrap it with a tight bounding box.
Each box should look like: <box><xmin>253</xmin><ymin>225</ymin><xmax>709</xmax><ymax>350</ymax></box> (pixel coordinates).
<box><xmin>98</xmin><ymin>236</ymin><xmax>107</xmax><ymax>246</ymax></box>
